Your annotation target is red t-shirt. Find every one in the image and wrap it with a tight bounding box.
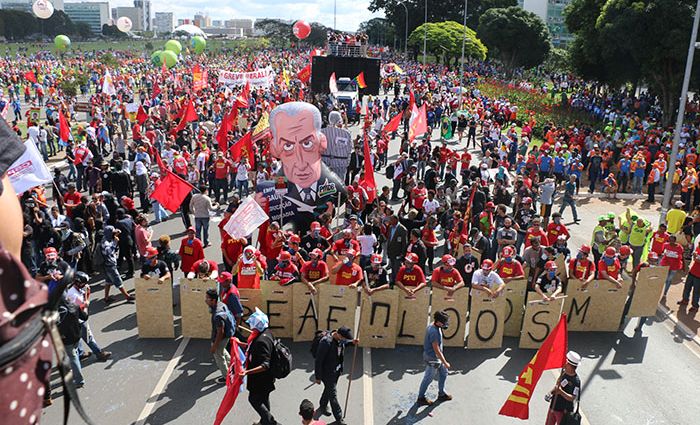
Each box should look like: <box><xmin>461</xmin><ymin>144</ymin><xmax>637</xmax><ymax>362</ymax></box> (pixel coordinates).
<box><xmin>173</xmin><ymin>156</ymin><xmax>188</xmax><ymax>175</ymax></box>
<box><xmin>546</xmin><ymin>223</ymin><xmax>570</xmax><ymax>246</ymax></box>
<box><xmin>300</xmin><ymin>260</ymin><xmax>329</xmax><ymax>281</ymax></box>
<box><xmin>524</xmin><ymin>228</ymin><xmax>549</xmax><ymax>248</ymax></box>
<box><xmin>411</xmin><ymin>187</ymin><xmax>427</xmax><ymax>210</ymax></box>
<box><xmin>421</xmin><ymin>227</ymin><xmax>438</xmax><ymax>245</ymax></box>
<box><xmin>272</xmin><ymin>262</ymin><xmax>299</xmax><ymax>285</ymax></box>
<box><xmin>396</xmin><ymin>265</ymin><xmax>426</xmax><ymax>287</ymax></box>
<box><xmin>597</xmin><ymin>258</ymin><xmax>621</xmax><ymax>280</ymax></box>
<box><xmin>568</xmin><ymin>258</ymin><xmax>595</xmax><ymax>280</ymax></box>
<box><xmin>660</xmin><ymin>243</ymin><xmax>684</xmax><ymax>271</ymax></box>
<box><xmin>221</xmin><ymin>233</ymin><xmax>244</xmax><ymax>266</ymax></box>
<box><xmin>214</xmin><ymin>158</ymin><xmax>231</xmax><ymax>179</ymax></box>
<box><xmin>332</xmin><ymin>239</ymin><xmax>360</xmax><ymax>256</ymax></box>
<box><xmin>496</xmin><ymin>259</ymin><xmax>524</xmax><ymax>278</ymax></box>
<box><xmin>335</xmin><ymin>263</ymin><xmax>363</xmax><ymax>286</ymax></box>
<box><xmin>63</xmin><ymin>192</ymin><xmax>82</xmax><ymax>217</ymax></box>
<box><xmin>237</xmin><ymin>260</ymin><xmax>261</xmax><ymax>289</ymax></box>
<box><xmin>689</xmin><ymin>245</ymin><xmax>700</xmax><ymax>277</ymax></box>
<box><xmin>650</xmin><ymin>231</ymin><xmax>669</xmax><ymax>256</ymax></box>
<box><xmin>179</xmin><ymin>238</ymin><xmax>204</xmax><ymax>273</ymax></box>
<box><xmin>189</xmin><ymin>259</ymin><xmax>218</xmax><ymax>274</ymax></box>
<box><xmin>430</xmin><ymin>267</ymin><xmax>463</xmax><ymax>287</ymax></box>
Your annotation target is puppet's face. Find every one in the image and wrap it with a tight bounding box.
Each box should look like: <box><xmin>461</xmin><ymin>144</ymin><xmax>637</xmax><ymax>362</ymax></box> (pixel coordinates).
<box><xmin>270</xmin><ymin>110</ymin><xmax>326</xmax><ymax>188</ymax></box>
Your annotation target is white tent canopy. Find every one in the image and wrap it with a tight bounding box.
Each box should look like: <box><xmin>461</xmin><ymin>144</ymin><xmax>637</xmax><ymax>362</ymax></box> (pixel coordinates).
<box><xmin>172</xmin><ymin>24</ymin><xmax>207</xmax><ymax>39</ymax></box>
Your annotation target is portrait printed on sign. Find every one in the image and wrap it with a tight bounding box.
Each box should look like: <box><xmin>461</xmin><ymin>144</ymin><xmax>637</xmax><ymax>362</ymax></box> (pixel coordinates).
<box><xmin>321</xmin><ymin>111</ymin><xmax>352</xmax><ymax>179</ymax></box>
<box><xmin>256</xmin><ymin>102</ymin><xmax>346</xmax><ymax>234</ymax></box>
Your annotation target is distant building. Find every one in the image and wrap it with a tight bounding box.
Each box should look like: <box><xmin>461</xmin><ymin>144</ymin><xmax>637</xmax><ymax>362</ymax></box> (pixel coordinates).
<box><xmin>203</xmin><ymin>27</ymin><xmax>243</xmax><ymax>37</ymax></box>
<box><xmin>133</xmin><ymin>0</ymin><xmax>150</xmax><ymax>31</ymax></box>
<box><xmin>154</xmin><ymin>12</ymin><xmax>173</xmax><ymax>34</ymax></box>
<box><xmin>177</xmin><ymin>18</ymin><xmax>191</xmax><ymax>26</ymax></box>
<box><xmin>112</xmin><ymin>6</ymin><xmax>143</xmax><ymax>31</ymax></box>
<box><xmin>223</xmin><ymin>18</ymin><xmax>254</xmax><ymax>36</ymax></box>
<box><xmin>521</xmin><ymin>0</ymin><xmax>573</xmax><ymax>47</ymax></box>
<box><xmin>64</xmin><ymin>1</ymin><xmax>109</xmax><ymax>34</ymax></box>
<box><xmin>193</xmin><ymin>13</ymin><xmax>210</xmax><ymax>28</ymax></box>
<box><xmin>211</xmin><ymin>19</ymin><xmax>222</xmax><ymax>28</ymax></box>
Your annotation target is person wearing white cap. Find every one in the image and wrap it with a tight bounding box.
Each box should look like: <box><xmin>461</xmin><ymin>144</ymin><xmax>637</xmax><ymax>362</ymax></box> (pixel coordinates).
<box><xmin>666</xmin><ymin>200</ymin><xmax>687</xmax><ymax>234</ymax></box>
<box><xmin>545</xmin><ymin>351</ymin><xmax>581</xmax><ymax>425</ymax></box>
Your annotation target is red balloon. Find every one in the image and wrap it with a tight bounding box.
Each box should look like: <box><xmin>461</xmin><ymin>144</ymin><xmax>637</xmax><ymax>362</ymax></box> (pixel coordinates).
<box><xmin>293</xmin><ymin>20</ymin><xmax>311</xmax><ymax>40</ymax></box>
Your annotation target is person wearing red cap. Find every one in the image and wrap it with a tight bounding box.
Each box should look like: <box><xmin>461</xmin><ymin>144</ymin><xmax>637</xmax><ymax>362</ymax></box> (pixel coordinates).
<box><xmin>362</xmin><ymin>254</ymin><xmax>391</xmax><ymax>295</ymax></box>
<box><xmin>471</xmin><ymin>259</ymin><xmax>505</xmax><ymax>297</ymax></box>
<box><xmin>331</xmin><ymin>249</ymin><xmax>363</xmax><ymax>287</ymax></box>
<box><xmin>478</xmin><ymin>201</ymin><xmax>495</xmax><ymax>237</ymax></box>
<box><xmin>140</xmin><ymin>247</ymin><xmax>170</xmax><ymax>283</ymax></box>
<box><xmin>650</xmin><ymin>223</ymin><xmax>669</xmax><ymax>256</ymax></box>
<box><xmin>218</xmin><ymin>272</ymin><xmax>243</xmax><ymax>324</ymax></box>
<box><xmin>430</xmin><ymin>255</ymin><xmax>464</xmax><ymax>296</ymax></box>
<box><xmin>660</xmin><ymin>234</ymin><xmax>686</xmax><ymax>297</ymax></box>
<box><xmin>597</xmin><ymin>246</ymin><xmax>624</xmax><ymax>288</ymax></box>
<box><xmin>535</xmin><ymin>261</ymin><xmax>563</xmax><ymax>301</ymax></box>
<box><xmin>331</xmin><ymin>229</ymin><xmax>360</xmax><ymax>257</ymax></box>
<box><xmin>546</xmin><ymin>212</ymin><xmax>570</xmax><ymax>246</ymax></box>
<box><xmin>284</xmin><ymin>233</ymin><xmax>308</xmax><ymax>269</ymax></box>
<box><xmin>301</xmin><ymin>221</ymin><xmax>331</xmax><ymax>254</ymax></box>
<box><xmin>178</xmin><ymin>226</ymin><xmax>205</xmax><ymax>277</ymax></box>
<box><xmin>270</xmin><ymin>250</ymin><xmax>299</xmax><ymax>285</ymax></box>
<box><xmin>494</xmin><ymin>246</ymin><xmax>525</xmax><ymax>282</ymax></box>
<box><xmin>568</xmin><ymin>245</ymin><xmax>596</xmax><ymax>284</ymax></box>
<box><xmin>36</xmin><ymin>247</ymin><xmax>70</xmax><ymax>286</ymax></box>
<box><xmin>187</xmin><ymin>258</ymin><xmax>219</xmax><ymax>280</ymax></box>
<box><xmin>395</xmin><ymin>252</ymin><xmax>427</xmax><ymax>295</ymax></box>
<box><xmin>300</xmin><ymin>248</ymin><xmax>329</xmax><ymax>294</ymax></box>
<box><xmin>233</xmin><ymin>246</ymin><xmax>264</xmax><ymax>289</ymax></box>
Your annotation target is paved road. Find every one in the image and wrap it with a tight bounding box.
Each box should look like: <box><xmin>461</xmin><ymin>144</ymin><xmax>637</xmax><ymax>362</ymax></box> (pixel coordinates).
<box><xmin>41</xmin><ymin>115</ymin><xmax>700</xmax><ymax>425</ymax></box>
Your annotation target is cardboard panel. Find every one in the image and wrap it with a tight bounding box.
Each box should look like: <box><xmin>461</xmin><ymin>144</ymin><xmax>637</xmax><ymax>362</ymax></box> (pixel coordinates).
<box><xmin>555</xmin><ymin>254</ymin><xmax>568</xmax><ymax>283</ymax></box>
<box><xmin>503</xmin><ymin>278</ymin><xmax>527</xmax><ymax>337</ymax></box>
<box><xmin>359</xmin><ymin>290</ymin><xmax>399</xmax><ymax>348</ymax></box>
<box><xmin>467</xmin><ymin>289</ymin><xmax>506</xmax><ymax>349</ymax></box>
<box><xmin>239</xmin><ymin>288</ymin><xmax>263</xmax><ymax>321</ymax></box>
<box><xmin>180</xmin><ymin>278</ymin><xmax>216</xmax><ymax>339</ymax></box>
<box><xmin>292</xmin><ymin>283</ymin><xmax>319</xmax><ymax>342</ymax></box>
<box><xmin>396</xmin><ymin>287</ymin><xmax>431</xmax><ymax>345</ymax></box>
<box><xmin>627</xmin><ymin>266</ymin><xmax>668</xmax><ymax>317</ymax></box>
<box><xmin>326</xmin><ymin>256</ymin><xmax>339</xmax><ymax>286</ymax></box>
<box><xmin>318</xmin><ymin>284</ymin><xmax>357</xmax><ymax>331</ymax></box>
<box><xmin>134</xmin><ymin>278</ymin><xmax>174</xmax><ymax>338</ymax></box>
<box><xmin>261</xmin><ymin>280</ymin><xmax>293</xmax><ymax>338</ymax></box>
<box><xmin>431</xmin><ymin>287</ymin><xmax>469</xmax><ymax>347</ymax></box>
<box><xmin>519</xmin><ymin>294</ymin><xmax>565</xmax><ymax>349</ymax></box>
<box><xmin>564</xmin><ymin>279</ymin><xmax>631</xmax><ymax>332</ymax></box>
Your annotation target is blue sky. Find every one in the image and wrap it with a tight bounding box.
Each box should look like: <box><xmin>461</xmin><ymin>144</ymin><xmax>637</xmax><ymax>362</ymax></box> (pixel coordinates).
<box><xmin>105</xmin><ymin>0</ymin><xmax>383</xmax><ymax>32</ymax></box>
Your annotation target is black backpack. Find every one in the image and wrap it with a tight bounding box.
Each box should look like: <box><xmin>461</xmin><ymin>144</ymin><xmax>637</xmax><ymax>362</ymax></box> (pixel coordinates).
<box><xmin>385</xmin><ymin>164</ymin><xmax>395</xmax><ymax>179</ymax></box>
<box><xmin>310</xmin><ymin>329</ymin><xmax>331</xmax><ymax>358</ymax></box>
<box><xmin>270</xmin><ymin>337</ymin><xmax>292</xmax><ymax>379</ymax></box>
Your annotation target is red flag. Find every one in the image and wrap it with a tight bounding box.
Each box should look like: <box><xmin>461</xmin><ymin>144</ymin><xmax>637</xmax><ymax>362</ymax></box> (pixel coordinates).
<box><xmin>58</xmin><ymin>110</ymin><xmax>70</xmax><ymax>143</ymax></box>
<box><xmin>383</xmin><ymin>113</ymin><xmax>402</xmax><ymax>134</ymax></box>
<box><xmin>161</xmin><ymin>58</ymin><xmax>168</xmax><ymax>75</ymax></box>
<box><xmin>498</xmin><ymin>314</ymin><xmax>568</xmax><ymax>420</ymax></box>
<box><xmin>24</xmin><ymin>71</ymin><xmax>37</xmax><ymax>83</ymax></box>
<box><xmin>355</xmin><ymin>71</ymin><xmax>367</xmax><ymax>89</ymax></box>
<box><xmin>152</xmin><ymin>81</ymin><xmax>161</xmax><ymax>99</ymax></box>
<box><xmin>149</xmin><ymin>145</ymin><xmax>168</xmax><ymax>174</ymax></box>
<box><xmin>297</xmin><ymin>64</ymin><xmax>311</xmax><ymax>84</ymax></box>
<box><xmin>235</xmin><ymin>81</ymin><xmax>250</xmax><ymax>108</ymax></box>
<box><xmin>229</xmin><ymin>132</ymin><xmax>254</xmax><ymax>167</ymax></box>
<box><xmin>192</xmin><ymin>64</ymin><xmax>207</xmax><ymax>91</ymax></box>
<box><xmin>329</xmin><ymin>72</ymin><xmax>338</xmax><ymax>95</ymax></box>
<box><xmin>216</xmin><ymin>109</ymin><xmax>238</xmax><ymax>152</ymax></box>
<box><xmin>298</xmin><ymin>87</ymin><xmax>304</xmax><ymax>101</ymax></box>
<box><xmin>136</xmin><ymin>106</ymin><xmax>148</xmax><ymax>124</ymax></box>
<box><xmin>149</xmin><ymin>171</ymin><xmax>194</xmax><ymax>212</ymax></box>
<box><xmin>175</xmin><ymin>100</ymin><xmax>197</xmax><ymax>133</ymax></box>
<box><xmin>408</xmin><ymin>89</ymin><xmax>416</xmax><ymax>111</ymax></box>
<box><xmin>408</xmin><ymin>104</ymin><xmax>427</xmax><ymax>142</ymax></box>
<box><xmin>213</xmin><ymin>338</ymin><xmax>246</xmax><ymax>425</ymax></box>
<box><xmin>358</xmin><ymin>134</ymin><xmax>376</xmax><ymax>203</ymax></box>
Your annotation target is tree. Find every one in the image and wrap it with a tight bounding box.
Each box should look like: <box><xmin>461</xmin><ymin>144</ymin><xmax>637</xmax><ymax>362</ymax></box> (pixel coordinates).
<box><xmin>306</xmin><ymin>22</ymin><xmax>329</xmax><ymax>47</ymax></box>
<box><xmin>477</xmin><ymin>6</ymin><xmax>551</xmax><ymax>70</ymax></box>
<box><xmin>541</xmin><ymin>48</ymin><xmax>571</xmax><ymax>74</ymax></box>
<box><xmin>408</xmin><ymin>21</ymin><xmax>487</xmax><ymax>65</ymax></box>
<box><xmin>358</xmin><ymin>18</ymin><xmax>396</xmax><ymax>46</ymax></box>
<box><xmin>256</xmin><ymin>18</ymin><xmax>293</xmax><ymax>47</ymax></box>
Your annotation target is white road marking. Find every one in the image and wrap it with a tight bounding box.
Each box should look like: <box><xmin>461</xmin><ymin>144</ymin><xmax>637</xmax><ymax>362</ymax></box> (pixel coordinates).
<box><xmin>134</xmin><ymin>337</ymin><xmax>190</xmax><ymax>425</ymax></box>
<box><xmin>362</xmin><ymin>347</ymin><xmax>374</xmax><ymax>425</ymax></box>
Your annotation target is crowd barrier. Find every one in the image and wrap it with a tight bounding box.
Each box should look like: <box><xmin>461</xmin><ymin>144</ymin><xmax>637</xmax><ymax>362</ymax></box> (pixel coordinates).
<box><xmin>134</xmin><ymin>266</ymin><xmax>669</xmax><ymax>350</ymax></box>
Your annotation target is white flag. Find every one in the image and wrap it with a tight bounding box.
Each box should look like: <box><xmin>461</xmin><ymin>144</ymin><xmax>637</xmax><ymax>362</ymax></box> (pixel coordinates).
<box><xmin>102</xmin><ymin>70</ymin><xmax>116</xmax><ymax>96</ymax></box>
<box><xmin>223</xmin><ymin>196</ymin><xmax>269</xmax><ymax>239</ymax></box>
<box><xmin>7</xmin><ymin>139</ymin><xmax>52</xmax><ymax>194</ymax></box>
<box><xmin>329</xmin><ymin>72</ymin><xmax>338</xmax><ymax>95</ymax></box>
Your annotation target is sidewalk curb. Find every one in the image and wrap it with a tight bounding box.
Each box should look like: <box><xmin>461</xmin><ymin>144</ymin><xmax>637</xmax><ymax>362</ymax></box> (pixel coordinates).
<box><xmin>656</xmin><ymin>303</ymin><xmax>700</xmax><ymax>347</ymax></box>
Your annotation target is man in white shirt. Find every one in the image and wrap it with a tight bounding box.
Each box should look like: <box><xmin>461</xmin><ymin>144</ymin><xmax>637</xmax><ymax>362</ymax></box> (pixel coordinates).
<box><xmin>471</xmin><ymin>259</ymin><xmax>505</xmax><ymax>298</ymax></box>
<box><xmin>357</xmin><ymin>226</ymin><xmax>378</xmax><ymax>268</ymax></box>
<box><xmin>235</xmin><ymin>157</ymin><xmax>251</xmax><ymax>197</ymax></box>
<box><xmin>423</xmin><ymin>190</ymin><xmax>440</xmax><ymax>216</ymax></box>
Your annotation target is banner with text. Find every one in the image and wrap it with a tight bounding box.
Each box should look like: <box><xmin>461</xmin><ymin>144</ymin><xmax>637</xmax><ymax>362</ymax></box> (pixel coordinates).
<box><xmin>218</xmin><ymin>67</ymin><xmax>276</xmax><ymax>87</ymax></box>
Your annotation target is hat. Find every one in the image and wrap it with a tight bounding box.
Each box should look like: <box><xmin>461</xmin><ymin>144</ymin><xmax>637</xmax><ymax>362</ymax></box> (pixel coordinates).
<box><xmin>289</xmin><ymin>234</ymin><xmax>301</xmax><ymax>244</ymax></box>
<box><xmin>186</xmin><ymin>226</ymin><xmax>196</xmax><ymax>233</ymax></box>
<box><xmin>485</xmin><ymin>201</ymin><xmax>495</xmax><ymax>209</ymax></box>
<box><xmin>579</xmin><ymin>244</ymin><xmax>591</xmax><ymax>254</ymax></box>
<box><xmin>545</xmin><ymin>260</ymin><xmax>557</xmax><ymax>270</ymax></box>
<box><xmin>619</xmin><ymin>245</ymin><xmax>631</xmax><ymax>255</ymax></box>
<box><xmin>522</xmin><ymin>197</ymin><xmax>532</xmax><ymax>204</ymax></box>
<box><xmin>606</xmin><ymin>212</ymin><xmax>616</xmax><ymax>219</ymax></box>
<box><xmin>605</xmin><ymin>246</ymin><xmax>617</xmax><ymax>256</ymax></box>
<box><xmin>405</xmin><ymin>252</ymin><xmax>418</xmax><ymax>263</ymax></box>
<box><xmin>348</xmin><ymin>214</ymin><xmax>358</xmax><ymax>221</ymax></box>
<box><xmin>246</xmin><ymin>307</ymin><xmax>269</xmax><ymax>332</ymax></box>
<box><xmin>310</xmin><ymin>248</ymin><xmax>324</xmax><ymax>258</ymax></box>
<box><xmin>370</xmin><ymin>254</ymin><xmax>383</xmax><ymax>264</ymax></box>
<box><xmin>675</xmin><ymin>200</ymin><xmax>685</xmax><ymax>208</ymax></box>
<box><xmin>566</xmin><ymin>351</ymin><xmax>581</xmax><ymax>367</ymax></box>
<box><xmin>310</xmin><ymin>221</ymin><xmax>321</xmax><ymax>230</ymax></box>
<box><xmin>502</xmin><ymin>246</ymin><xmax>514</xmax><ymax>257</ymax></box>
<box><xmin>43</xmin><ymin>247</ymin><xmax>57</xmax><ymax>257</ymax></box>
<box><xmin>217</xmin><ymin>271</ymin><xmax>233</xmax><ymax>283</ymax></box>
<box><xmin>481</xmin><ymin>259</ymin><xmax>494</xmax><ymax>270</ymax></box>
<box><xmin>647</xmin><ymin>251</ymin><xmax>659</xmax><ymax>260</ymax></box>
<box><xmin>597</xmin><ymin>215</ymin><xmax>607</xmax><ymax>222</ymax></box>
<box><xmin>441</xmin><ymin>254</ymin><xmax>456</xmax><ymax>266</ymax></box>
<box><xmin>277</xmin><ymin>251</ymin><xmax>292</xmax><ymax>261</ymax></box>
<box><xmin>145</xmin><ymin>247</ymin><xmax>159</xmax><ymax>258</ymax></box>
<box><xmin>337</xmin><ymin>326</ymin><xmax>353</xmax><ymax>340</ymax></box>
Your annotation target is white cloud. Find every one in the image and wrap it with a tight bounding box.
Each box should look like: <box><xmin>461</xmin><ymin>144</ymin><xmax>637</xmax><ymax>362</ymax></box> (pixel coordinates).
<box><xmin>92</xmin><ymin>0</ymin><xmax>383</xmax><ymax>31</ymax></box>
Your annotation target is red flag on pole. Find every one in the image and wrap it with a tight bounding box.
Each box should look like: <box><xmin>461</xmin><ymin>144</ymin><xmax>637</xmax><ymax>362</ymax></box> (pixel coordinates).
<box><xmin>149</xmin><ymin>145</ymin><xmax>168</xmax><ymax>174</ymax></box>
<box><xmin>358</xmin><ymin>133</ymin><xmax>376</xmax><ymax>202</ymax></box>
<box><xmin>235</xmin><ymin>81</ymin><xmax>250</xmax><ymax>108</ymax></box>
<box><xmin>213</xmin><ymin>338</ymin><xmax>247</xmax><ymax>425</ymax></box>
<box><xmin>383</xmin><ymin>113</ymin><xmax>403</xmax><ymax>134</ymax></box>
<box><xmin>216</xmin><ymin>109</ymin><xmax>237</xmax><ymax>152</ymax></box>
<box><xmin>408</xmin><ymin>104</ymin><xmax>427</xmax><ymax>142</ymax></box>
<box><xmin>408</xmin><ymin>89</ymin><xmax>416</xmax><ymax>111</ymax></box>
<box><xmin>296</xmin><ymin>64</ymin><xmax>311</xmax><ymax>84</ymax></box>
<box><xmin>175</xmin><ymin>100</ymin><xmax>197</xmax><ymax>133</ymax></box>
<box><xmin>498</xmin><ymin>314</ymin><xmax>568</xmax><ymax>420</ymax></box>
<box><xmin>149</xmin><ymin>171</ymin><xmax>194</xmax><ymax>212</ymax></box>
<box><xmin>58</xmin><ymin>110</ymin><xmax>71</xmax><ymax>143</ymax></box>
<box><xmin>136</xmin><ymin>106</ymin><xmax>148</xmax><ymax>124</ymax></box>
<box><xmin>229</xmin><ymin>132</ymin><xmax>255</xmax><ymax>167</ymax></box>
<box><xmin>152</xmin><ymin>82</ymin><xmax>161</xmax><ymax>99</ymax></box>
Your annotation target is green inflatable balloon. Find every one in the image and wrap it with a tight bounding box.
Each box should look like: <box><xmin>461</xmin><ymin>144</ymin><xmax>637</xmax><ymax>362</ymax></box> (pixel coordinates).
<box><xmin>191</xmin><ymin>36</ymin><xmax>206</xmax><ymax>54</ymax></box>
<box><xmin>164</xmin><ymin>40</ymin><xmax>182</xmax><ymax>55</ymax></box>
<box><xmin>151</xmin><ymin>50</ymin><xmax>162</xmax><ymax>65</ymax></box>
<box><xmin>160</xmin><ymin>50</ymin><xmax>178</xmax><ymax>68</ymax></box>
<box><xmin>54</xmin><ymin>35</ymin><xmax>71</xmax><ymax>50</ymax></box>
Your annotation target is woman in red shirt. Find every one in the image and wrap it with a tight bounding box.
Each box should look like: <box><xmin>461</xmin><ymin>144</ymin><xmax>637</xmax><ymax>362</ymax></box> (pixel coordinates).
<box><xmin>660</xmin><ymin>235</ymin><xmax>686</xmax><ymax>297</ymax></box>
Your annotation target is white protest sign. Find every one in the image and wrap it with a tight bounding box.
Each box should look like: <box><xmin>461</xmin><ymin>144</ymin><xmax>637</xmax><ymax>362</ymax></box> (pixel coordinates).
<box><xmin>218</xmin><ymin>67</ymin><xmax>276</xmax><ymax>87</ymax></box>
<box><xmin>223</xmin><ymin>196</ymin><xmax>269</xmax><ymax>238</ymax></box>
<box><xmin>7</xmin><ymin>139</ymin><xmax>52</xmax><ymax>194</ymax></box>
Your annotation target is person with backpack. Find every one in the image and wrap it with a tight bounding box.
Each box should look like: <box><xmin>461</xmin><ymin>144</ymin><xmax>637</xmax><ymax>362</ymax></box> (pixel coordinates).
<box><xmin>58</xmin><ymin>293</ymin><xmax>88</xmax><ymax>388</ymax></box>
<box><xmin>205</xmin><ymin>289</ymin><xmax>235</xmax><ymax>385</ymax></box>
<box><xmin>312</xmin><ymin>326</ymin><xmax>358</xmax><ymax>425</ymax></box>
<box><xmin>545</xmin><ymin>351</ymin><xmax>582</xmax><ymax>425</ymax></box>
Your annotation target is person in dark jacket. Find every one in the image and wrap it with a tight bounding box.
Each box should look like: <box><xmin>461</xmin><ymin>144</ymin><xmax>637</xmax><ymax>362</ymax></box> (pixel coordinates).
<box><xmin>58</xmin><ymin>295</ymin><xmax>88</xmax><ymax>387</ymax></box>
<box><xmin>241</xmin><ymin>308</ymin><xmax>278</xmax><ymax>425</ymax></box>
<box><xmin>114</xmin><ymin>208</ymin><xmax>135</xmax><ymax>277</ymax></box>
<box><xmin>314</xmin><ymin>326</ymin><xmax>358</xmax><ymax>425</ymax></box>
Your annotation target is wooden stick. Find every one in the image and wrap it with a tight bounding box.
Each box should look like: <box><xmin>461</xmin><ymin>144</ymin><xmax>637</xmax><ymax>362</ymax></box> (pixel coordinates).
<box><xmin>343</xmin><ymin>282</ymin><xmax>364</xmax><ymax>418</ymax></box>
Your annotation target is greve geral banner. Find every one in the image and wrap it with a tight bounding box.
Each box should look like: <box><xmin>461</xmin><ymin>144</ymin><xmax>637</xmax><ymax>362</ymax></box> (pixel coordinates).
<box><xmin>7</xmin><ymin>139</ymin><xmax>52</xmax><ymax>194</ymax></box>
<box><xmin>218</xmin><ymin>67</ymin><xmax>276</xmax><ymax>87</ymax></box>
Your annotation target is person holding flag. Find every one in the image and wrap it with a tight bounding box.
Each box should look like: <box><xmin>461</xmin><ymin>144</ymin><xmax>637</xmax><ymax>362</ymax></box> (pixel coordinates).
<box><xmin>545</xmin><ymin>351</ymin><xmax>582</xmax><ymax>425</ymax></box>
